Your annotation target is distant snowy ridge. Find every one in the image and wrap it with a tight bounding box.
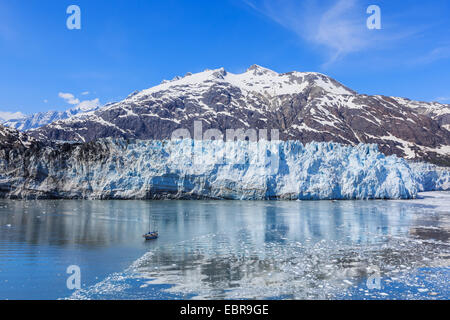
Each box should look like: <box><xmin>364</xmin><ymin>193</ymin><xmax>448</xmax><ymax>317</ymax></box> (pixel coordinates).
<box><xmin>2</xmin><ymin>103</ymin><xmax>101</xmax><ymax>131</ymax></box>
<box><xmin>0</xmin><ymin>111</ymin><xmax>26</xmax><ymax>122</ymax></box>
<box><xmin>0</xmin><ymin>135</ymin><xmax>448</xmax><ymax>200</ymax></box>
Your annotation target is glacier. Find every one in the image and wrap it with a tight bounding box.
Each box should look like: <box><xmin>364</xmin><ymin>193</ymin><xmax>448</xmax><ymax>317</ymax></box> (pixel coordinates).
<box><xmin>1</xmin><ymin>138</ymin><xmax>448</xmax><ymax>200</ymax></box>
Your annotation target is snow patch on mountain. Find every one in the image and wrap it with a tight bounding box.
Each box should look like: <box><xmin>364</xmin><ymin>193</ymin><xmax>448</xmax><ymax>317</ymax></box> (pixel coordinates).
<box><xmin>0</xmin><ymin>125</ymin><xmax>37</xmax><ymax>148</ymax></box>
<box><xmin>392</xmin><ymin>97</ymin><xmax>450</xmax><ymax>118</ymax></box>
<box><xmin>134</xmin><ymin>65</ymin><xmax>354</xmax><ymax>101</ymax></box>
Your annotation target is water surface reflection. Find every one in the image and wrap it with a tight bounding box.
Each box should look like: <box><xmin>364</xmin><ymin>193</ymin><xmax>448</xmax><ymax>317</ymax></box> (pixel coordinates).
<box><xmin>0</xmin><ymin>198</ymin><xmax>448</xmax><ymax>299</ymax></box>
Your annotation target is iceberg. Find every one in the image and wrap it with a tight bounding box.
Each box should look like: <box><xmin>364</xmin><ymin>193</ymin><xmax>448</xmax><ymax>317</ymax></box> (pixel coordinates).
<box><xmin>2</xmin><ymin>138</ymin><xmax>448</xmax><ymax>200</ymax></box>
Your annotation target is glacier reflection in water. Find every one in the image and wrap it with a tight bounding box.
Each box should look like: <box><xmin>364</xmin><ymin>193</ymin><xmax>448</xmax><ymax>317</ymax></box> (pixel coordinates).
<box><xmin>66</xmin><ymin>198</ymin><xmax>448</xmax><ymax>300</ymax></box>
<box><xmin>0</xmin><ymin>197</ymin><xmax>448</xmax><ymax>299</ymax></box>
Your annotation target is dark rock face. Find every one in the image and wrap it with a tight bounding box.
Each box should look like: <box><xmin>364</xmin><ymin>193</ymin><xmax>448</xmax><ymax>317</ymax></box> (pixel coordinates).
<box><xmin>29</xmin><ymin>65</ymin><xmax>450</xmax><ymax>166</ymax></box>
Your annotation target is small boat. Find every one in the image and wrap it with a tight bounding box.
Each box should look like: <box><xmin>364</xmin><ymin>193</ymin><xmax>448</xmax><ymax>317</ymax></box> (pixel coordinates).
<box><xmin>143</xmin><ymin>231</ymin><xmax>159</xmax><ymax>240</ymax></box>
<box><xmin>143</xmin><ymin>212</ymin><xmax>159</xmax><ymax>240</ymax></box>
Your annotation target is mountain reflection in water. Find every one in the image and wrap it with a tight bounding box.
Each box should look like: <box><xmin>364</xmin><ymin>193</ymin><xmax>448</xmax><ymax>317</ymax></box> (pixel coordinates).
<box><xmin>0</xmin><ymin>197</ymin><xmax>448</xmax><ymax>300</ymax></box>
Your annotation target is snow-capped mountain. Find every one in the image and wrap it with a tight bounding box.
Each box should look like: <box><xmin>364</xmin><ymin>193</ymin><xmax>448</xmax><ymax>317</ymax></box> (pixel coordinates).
<box><xmin>0</xmin><ymin>111</ymin><xmax>26</xmax><ymax>122</ymax></box>
<box><xmin>2</xmin><ymin>103</ymin><xmax>101</xmax><ymax>131</ymax></box>
<box><xmin>390</xmin><ymin>97</ymin><xmax>450</xmax><ymax>131</ymax></box>
<box><xmin>29</xmin><ymin>65</ymin><xmax>450</xmax><ymax>165</ymax></box>
<box><xmin>0</xmin><ymin>124</ymin><xmax>38</xmax><ymax>149</ymax></box>
<box><xmin>0</xmin><ymin>125</ymin><xmax>448</xmax><ymax>200</ymax></box>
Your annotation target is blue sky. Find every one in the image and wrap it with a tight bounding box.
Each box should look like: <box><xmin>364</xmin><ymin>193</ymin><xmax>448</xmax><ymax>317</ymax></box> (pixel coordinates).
<box><xmin>0</xmin><ymin>0</ymin><xmax>450</xmax><ymax>115</ymax></box>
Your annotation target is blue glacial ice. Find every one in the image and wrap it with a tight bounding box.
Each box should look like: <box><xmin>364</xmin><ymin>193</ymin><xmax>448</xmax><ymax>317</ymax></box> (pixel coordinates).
<box><xmin>35</xmin><ymin>139</ymin><xmax>449</xmax><ymax>200</ymax></box>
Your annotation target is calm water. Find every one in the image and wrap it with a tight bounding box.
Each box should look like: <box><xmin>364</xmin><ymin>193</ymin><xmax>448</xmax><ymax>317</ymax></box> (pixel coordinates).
<box><xmin>0</xmin><ymin>195</ymin><xmax>449</xmax><ymax>300</ymax></box>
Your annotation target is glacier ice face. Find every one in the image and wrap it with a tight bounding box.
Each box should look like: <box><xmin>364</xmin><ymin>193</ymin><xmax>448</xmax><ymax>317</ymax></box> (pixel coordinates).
<box><xmin>1</xmin><ymin>138</ymin><xmax>448</xmax><ymax>200</ymax></box>
<box><xmin>409</xmin><ymin>162</ymin><xmax>450</xmax><ymax>192</ymax></box>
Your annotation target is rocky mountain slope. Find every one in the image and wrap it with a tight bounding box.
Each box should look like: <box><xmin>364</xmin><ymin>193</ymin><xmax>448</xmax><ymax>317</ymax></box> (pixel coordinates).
<box><xmin>0</xmin><ymin>125</ymin><xmax>448</xmax><ymax>200</ymax></box>
<box><xmin>0</xmin><ymin>124</ymin><xmax>40</xmax><ymax>149</ymax></box>
<box><xmin>29</xmin><ymin>65</ymin><xmax>450</xmax><ymax>166</ymax></box>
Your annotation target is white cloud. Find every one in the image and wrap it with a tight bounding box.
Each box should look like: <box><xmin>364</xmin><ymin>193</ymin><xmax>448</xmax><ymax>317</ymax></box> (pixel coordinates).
<box><xmin>244</xmin><ymin>0</ymin><xmax>413</xmax><ymax>66</ymax></box>
<box><xmin>436</xmin><ymin>97</ymin><xmax>450</xmax><ymax>103</ymax></box>
<box><xmin>58</xmin><ymin>92</ymin><xmax>101</xmax><ymax>111</ymax></box>
<box><xmin>412</xmin><ymin>45</ymin><xmax>450</xmax><ymax>65</ymax></box>
<box><xmin>245</xmin><ymin>0</ymin><xmax>370</xmax><ymax>63</ymax></box>
<box><xmin>81</xmin><ymin>91</ymin><xmax>90</xmax><ymax>96</ymax></box>
<box><xmin>58</xmin><ymin>92</ymin><xmax>80</xmax><ymax>105</ymax></box>
<box><xmin>314</xmin><ymin>0</ymin><xmax>369</xmax><ymax>63</ymax></box>
<box><xmin>73</xmin><ymin>98</ymin><xmax>101</xmax><ymax>111</ymax></box>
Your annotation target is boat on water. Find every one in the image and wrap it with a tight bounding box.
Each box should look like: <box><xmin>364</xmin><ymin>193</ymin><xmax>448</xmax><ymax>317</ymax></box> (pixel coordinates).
<box><xmin>143</xmin><ymin>231</ymin><xmax>159</xmax><ymax>240</ymax></box>
<box><xmin>143</xmin><ymin>212</ymin><xmax>159</xmax><ymax>240</ymax></box>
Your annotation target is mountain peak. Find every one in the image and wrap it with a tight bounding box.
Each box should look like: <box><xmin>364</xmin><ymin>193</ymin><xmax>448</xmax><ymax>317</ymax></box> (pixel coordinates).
<box><xmin>26</xmin><ymin>64</ymin><xmax>450</xmax><ymax>165</ymax></box>
<box><xmin>246</xmin><ymin>64</ymin><xmax>277</xmax><ymax>76</ymax></box>
<box><xmin>211</xmin><ymin>67</ymin><xmax>227</xmax><ymax>79</ymax></box>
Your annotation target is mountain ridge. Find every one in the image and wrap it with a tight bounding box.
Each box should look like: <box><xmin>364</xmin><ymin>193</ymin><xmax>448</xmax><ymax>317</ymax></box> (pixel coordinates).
<box><xmin>2</xmin><ymin>103</ymin><xmax>101</xmax><ymax>131</ymax></box>
<box><xmin>22</xmin><ymin>65</ymin><xmax>450</xmax><ymax>166</ymax></box>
